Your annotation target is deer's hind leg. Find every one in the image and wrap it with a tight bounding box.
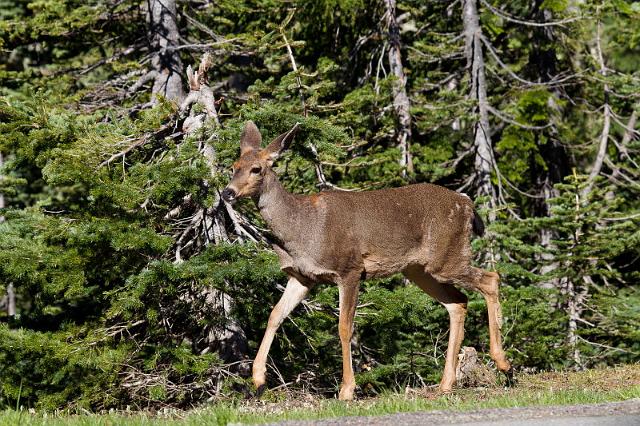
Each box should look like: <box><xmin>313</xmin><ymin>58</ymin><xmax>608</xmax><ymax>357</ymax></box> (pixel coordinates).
<box><xmin>440</xmin><ymin>266</ymin><xmax>511</xmax><ymax>375</ymax></box>
<box><xmin>469</xmin><ymin>268</ymin><xmax>511</xmax><ymax>373</ymax></box>
<box><xmin>404</xmin><ymin>266</ymin><xmax>468</xmax><ymax>393</ymax></box>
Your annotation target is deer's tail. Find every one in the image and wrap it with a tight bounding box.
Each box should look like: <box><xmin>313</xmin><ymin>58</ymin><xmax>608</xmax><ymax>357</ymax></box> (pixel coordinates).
<box><xmin>472</xmin><ymin>210</ymin><xmax>485</xmax><ymax>237</ymax></box>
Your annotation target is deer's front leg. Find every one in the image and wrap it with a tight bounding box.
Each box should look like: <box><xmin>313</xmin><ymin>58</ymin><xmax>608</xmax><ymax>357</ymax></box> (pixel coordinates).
<box><xmin>338</xmin><ymin>281</ymin><xmax>360</xmax><ymax>401</ymax></box>
<box><xmin>253</xmin><ymin>277</ymin><xmax>312</xmax><ymax>394</ymax></box>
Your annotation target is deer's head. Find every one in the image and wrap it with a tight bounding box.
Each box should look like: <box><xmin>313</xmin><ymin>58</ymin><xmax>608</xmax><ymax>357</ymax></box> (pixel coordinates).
<box><xmin>221</xmin><ymin>121</ymin><xmax>299</xmax><ymax>203</ymax></box>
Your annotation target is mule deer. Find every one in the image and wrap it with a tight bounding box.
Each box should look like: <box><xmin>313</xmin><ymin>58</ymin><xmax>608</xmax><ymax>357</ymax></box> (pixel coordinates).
<box><xmin>222</xmin><ymin>121</ymin><xmax>512</xmax><ymax>400</ymax></box>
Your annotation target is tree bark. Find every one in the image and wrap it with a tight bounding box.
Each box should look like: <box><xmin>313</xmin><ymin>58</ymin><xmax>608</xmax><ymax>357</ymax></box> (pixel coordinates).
<box><xmin>538</xmin><ymin>179</ymin><xmax>560</xmax><ymax>289</ymax></box>
<box><xmin>0</xmin><ymin>153</ymin><xmax>14</xmax><ymax>317</ymax></box>
<box><xmin>179</xmin><ymin>54</ymin><xmax>248</xmax><ymax>365</ymax></box>
<box><xmin>621</xmin><ymin>111</ymin><xmax>637</xmax><ymax>147</ymax></box>
<box><xmin>525</xmin><ymin>4</ymin><xmax>569</xmax><ymax>289</ymax></box>
<box><xmin>7</xmin><ymin>283</ymin><xmax>16</xmax><ymax>317</ymax></box>
<box><xmin>147</xmin><ymin>0</ymin><xmax>185</xmax><ymax>104</ymax></box>
<box><xmin>564</xmin><ymin>276</ymin><xmax>583</xmax><ymax>367</ymax></box>
<box><xmin>582</xmin><ymin>20</ymin><xmax>610</xmax><ymax>198</ymax></box>
<box><xmin>384</xmin><ymin>0</ymin><xmax>413</xmax><ymax>178</ymax></box>
<box><xmin>0</xmin><ymin>151</ymin><xmax>4</xmax><ymax>223</ymax></box>
<box><xmin>463</xmin><ymin>0</ymin><xmax>496</xmax><ymax>217</ymax></box>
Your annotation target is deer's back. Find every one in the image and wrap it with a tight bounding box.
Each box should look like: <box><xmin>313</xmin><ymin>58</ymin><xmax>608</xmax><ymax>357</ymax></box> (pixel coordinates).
<box><xmin>305</xmin><ymin>183</ymin><xmax>476</xmax><ymax>279</ymax></box>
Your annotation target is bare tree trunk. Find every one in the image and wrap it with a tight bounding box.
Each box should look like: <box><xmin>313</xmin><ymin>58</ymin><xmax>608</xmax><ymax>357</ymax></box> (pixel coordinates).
<box><xmin>147</xmin><ymin>0</ymin><xmax>185</xmax><ymax>104</ymax></box>
<box><xmin>203</xmin><ymin>290</ymin><xmax>247</xmax><ymax>364</ymax></box>
<box><xmin>582</xmin><ymin>20</ymin><xmax>610</xmax><ymax>198</ymax></box>
<box><xmin>6</xmin><ymin>283</ymin><xmax>15</xmax><ymax>317</ymax></box>
<box><xmin>525</xmin><ymin>5</ymin><xmax>569</xmax><ymax>289</ymax></box>
<box><xmin>566</xmin><ymin>169</ymin><xmax>589</xmax><ymax>368</ymax></box>
<box><xmin>0</xmin><ymin>152</ymin><xmax>11</xmax><ymax>317</ymax></box>
<box><xmin>179</xmin><ymin>54</ymin><xmax>248</xmax><ymax>365</ymax></box>
<box><xmin>384</xmin><ymin>0</ymin><xmax>413</xmax><ymax>178</ymax></box>
<box><xmin>463</xmin><ymin>0</ymin><xmax>496</xmax><ymax>218</ymax></box>
<box><xmin>564</xmin><ymin>276</ymin><xmax>583</xmax><ymax>367</ymax></box>
<box><xmin>538</xmin><ymin>180</ymin><xmax>560</xmax><ymax>288</ymax></box>
<box><xmin>0</xmin><ymin>151</ymin><xmax>4</xmax><ymax>223</ymax></box>
<box><xmin>562</xmin><ymin>22</ymin><xmax>613</xmax><ymax>365</ymax></box>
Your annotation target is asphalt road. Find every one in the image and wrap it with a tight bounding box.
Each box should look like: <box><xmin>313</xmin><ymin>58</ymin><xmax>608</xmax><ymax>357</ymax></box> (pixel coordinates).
<box><xmin>267</xmin><ymin>399</ymin><xmax>640</xmax><ymax>426</ymax></box>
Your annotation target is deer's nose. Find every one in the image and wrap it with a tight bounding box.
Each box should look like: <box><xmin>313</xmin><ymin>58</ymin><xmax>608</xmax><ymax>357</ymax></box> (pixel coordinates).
<box><xmin>221</xmin><ymin>187</ymin><xmax>236</xmax><ymax>202</ymax></box>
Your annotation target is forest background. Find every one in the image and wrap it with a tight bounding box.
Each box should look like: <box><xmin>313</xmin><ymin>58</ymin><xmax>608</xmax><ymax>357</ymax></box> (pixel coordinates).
<box><xmin>0</xmin><ymin>0</ymin><xmax>639</xmax><ymax>411</ymax></box>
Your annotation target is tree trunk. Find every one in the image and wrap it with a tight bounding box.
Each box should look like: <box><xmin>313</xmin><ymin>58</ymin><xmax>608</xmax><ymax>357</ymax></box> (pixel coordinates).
<box><xmin>180</xmin><ymin>54</ymin><xmax>248</xmax><ymax>365</ymax></box>
<box><xmin>0</xmin><ymin>151</ymin><xmax>4</xmax><ymax>223</ymax></box>
<box><xmin>148</xmin><ymin>0</ymin><xmax>185</xmax><ymax>103</ymax></box>
<box><xmin>527</xmin><ymin>5</ymin><xmax>569</xmax><ymax>289</ymax></box>
<box><xmin>564</xmin><ymin>276</ymin><xmax>583</xmax><ymax>367</ymax></box>
<box><xmin>0</xmin><ymin>152</ymin><xmax>11</xmax><ymax>317</ymax></box>
<box><xmin>538</xmin><ymin>179</ymin><xmax>560</xmax><ymax>289</ymax></box>
<box><xmin>384</xmin><ymin>0</ymin><xmax>413</xmax><ymax>178</ymax></box>
<box><xmin>582</xmin><ymin>20</ymin><xmax>610</xmax><ymax>198</ymax></box>
<box><xmin>562</xmin><ymin>23</ymin><xmax>612</xmax><ymax>364</ymax></box>
<box><xmin>462</xmin><ymin>0</ymin><xmax>496</xmax><ymax>217</ymax></box>
<box><xmin>7</xmin><ymin>283</ymin><xmax>16</xmax><ymax>317</ymax></box>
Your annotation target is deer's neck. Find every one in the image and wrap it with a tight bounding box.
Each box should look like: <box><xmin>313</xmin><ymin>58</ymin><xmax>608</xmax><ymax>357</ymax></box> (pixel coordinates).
<box><xmin>256</xmin><ymin>170</ymin><xmax>302</xmax><ymax>244</ymax></box>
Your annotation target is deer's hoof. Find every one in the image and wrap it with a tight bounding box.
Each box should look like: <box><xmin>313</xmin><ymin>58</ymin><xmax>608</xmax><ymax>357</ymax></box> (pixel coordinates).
<box><xmin>254</xmin><ymin>384</ymin><xmax>267</xmax><ymax>399</ymax></box>
<box><xmin>439</xmin><ymin>387</ymin><xmax>453</xmax><ymax>394</ymax></box>
<box><xmin>491</xmin><ymin>351</ymin><xmax>511</xmax><ymax>373</ymax></box>
<box><xmin>338</xmin><ymin>384</ymin><xmax>355</xmax><ymax>401</ymax></box>
<box><xmin>439</xmin><ymin>380</ymin><xmax>455</xmax><ymax>394</ymax></box>
<box><xmin>502</xmin><ymin>367</ymin><xmax>516</xmax><ymax>388</ymax></box>
<box><xmin>252</xmin><ymin>371</ymin><xmax>266</xmax><ymax>389</ymax></box>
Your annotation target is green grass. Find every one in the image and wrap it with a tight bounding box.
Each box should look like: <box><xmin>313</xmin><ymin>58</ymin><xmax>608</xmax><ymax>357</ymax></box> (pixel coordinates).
<box><xmin>2</xmin><ymin>365</ymin><xmax>639</xmax><ymax>426</ymax></box>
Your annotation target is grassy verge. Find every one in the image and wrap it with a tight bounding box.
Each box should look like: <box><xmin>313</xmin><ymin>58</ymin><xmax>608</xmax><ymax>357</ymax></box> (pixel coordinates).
<box><xmin>2</xmin><ymin>364</ymin><xmax>639</xmax><ymax>426</ymax></box>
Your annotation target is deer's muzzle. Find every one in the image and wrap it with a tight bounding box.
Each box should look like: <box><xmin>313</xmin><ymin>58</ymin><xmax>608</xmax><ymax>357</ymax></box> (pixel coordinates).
<box><xmin>221</xmin><ymin>187</ymin><xmax>237</xmax><ymax>203</ymax></box>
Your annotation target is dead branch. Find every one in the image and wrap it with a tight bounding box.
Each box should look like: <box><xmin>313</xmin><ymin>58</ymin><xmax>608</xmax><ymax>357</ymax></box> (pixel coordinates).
<box><xmin>182</xmin><ymin>10</ymin><xmax>225</xmax><ymax>42</ymax></box>
<box><xmin>180</xmin><ymin>52</ymin><xmax>220</xmax><ymax>134</ymax></box>
<box><xmin>486</xmin><ymin>104</ymin><xmax>553</xmax><ymax>130</ymax></box>
<box><xmin>79</xmin><ymin>45</ymin><xmax>140</xmax><ymax>76</ymax></box>
<box><xmin>279</xmin><ymin>13</ymin><xmax>334</xmax><ymax>190</ymax></box>
<box><xmin>175</xmin><ymin>209</ymin><xmax>203</xmax><ymax>263</ymax></box>
<box><xmin>99</xmin><ymin>123</ymin><xmax>177</xmax><ymax>168</ymax></box>
<box><xmin>279</xmin><ymin>16</ymin><xmax>307</xmax><ymax>117</ymax></box>
<box><xmin>128</xmin><ymin>70</ymin><xmax>158</xmax><ymax>95</ymax></box>
<box><xmin>164</xmin><ymin>194</ymin><xmax>193</xmax><ymax>220</ymax></box>
<box><xmin>481</xmin><ymin>35</ymin><xmax>579</xmax><ymax>87</ymax></box>
<box><xmin>479</xmin><ymin>0</ymin><xmax>581</xmax><ymax>27</ymax></box>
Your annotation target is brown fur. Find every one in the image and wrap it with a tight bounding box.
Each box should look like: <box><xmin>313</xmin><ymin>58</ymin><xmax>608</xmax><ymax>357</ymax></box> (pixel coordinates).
<box><xmin>224</xmin><ymin>121</ymin><xmax>512</xmax><ymax>400</ymax></box>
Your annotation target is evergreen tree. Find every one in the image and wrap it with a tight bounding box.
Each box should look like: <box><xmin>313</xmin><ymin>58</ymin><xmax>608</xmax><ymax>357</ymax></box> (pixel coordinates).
<box><xmin>0</xmin><ymin>0</ymin><xmax>638</xmax><ymax>410</ymax></box>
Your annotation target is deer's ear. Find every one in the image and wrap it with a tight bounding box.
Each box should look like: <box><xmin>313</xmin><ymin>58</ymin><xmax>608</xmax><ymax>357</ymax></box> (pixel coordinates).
<box><xmin>240</xmin><ymin>121</ymin><xmax>262</xmax><ymax>155</ymax></box>
<box><xmin>264</xmin><ymin>123</ymin><xmax>300</xmax><ymax>162</ymax></box>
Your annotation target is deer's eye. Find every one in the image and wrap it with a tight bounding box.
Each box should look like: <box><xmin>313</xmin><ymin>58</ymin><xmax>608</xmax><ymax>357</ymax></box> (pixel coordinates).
<box><xmin>250</xmin><ymin>165</ymin><xmax>262</xmax><ymax>174</ymax></box>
